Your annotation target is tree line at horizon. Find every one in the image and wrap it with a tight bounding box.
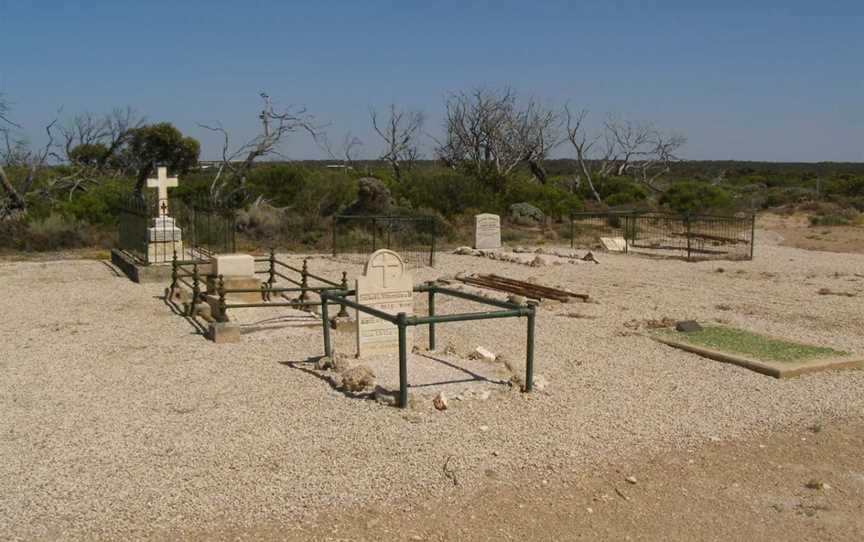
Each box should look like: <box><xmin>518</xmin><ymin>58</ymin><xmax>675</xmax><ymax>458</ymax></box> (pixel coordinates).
<box><xmin>1</xmin><ymin>89</ymin><xmax>863</xmax><ymax>251</ymax></box>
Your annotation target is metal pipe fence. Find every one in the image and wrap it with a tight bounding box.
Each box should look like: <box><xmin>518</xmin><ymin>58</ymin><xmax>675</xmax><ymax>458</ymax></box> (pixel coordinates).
<box><xmin>320</xmin><ymin>283</ymin><xmax>536</xmax><ymax>408</ymax></box>
<box><xmin>569</xmin><ymin>211</ymin><xmax>755</xmax><ymax>261</ymax></box>
<box><xmin>332</xmin><ymin>215</ymin><xmax>437</xmax><ymax>269</ymax></box>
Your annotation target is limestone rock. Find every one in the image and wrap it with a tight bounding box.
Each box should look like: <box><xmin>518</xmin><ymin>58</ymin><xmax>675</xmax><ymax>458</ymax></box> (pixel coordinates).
<box><xmin>507</xmin><ymin>294</ymin><xmax>527</xmax><ymax>305</ymax></box>
<box><xmin>373</xmin><ymin>386</ymin><xmax>399</xmax><ymax>406</ymax></box>
<box><xmin>316</xmin><ymin>352</ymin><xmax>350</xmax><ymax>372</ymax></box>
<box><xmin>341</xmin><ymin>365</ymin><xmax>376</xmax><ymax>392</ymax></box>
<box><xmin>529</xmin><ymin>255</ymin><xmax>549</xmax><ymax>267</ymax></box>
<box><xmin>469</xmin><ymin>346</ymin><xmax>496</xmax><ymax>363</ymax></box>
<box><xmin>433</xmin><ymin>392</ymin><xmax>448</xmax><ymax>411</ymax></box>
<box><xmin>533</xmin><ymin>374</ymin><xmax>550</xmax><ymax>392</ymax></box>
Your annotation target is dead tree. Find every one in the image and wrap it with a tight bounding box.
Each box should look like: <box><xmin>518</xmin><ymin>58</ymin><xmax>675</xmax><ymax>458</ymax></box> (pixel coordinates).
<box><xmin>435</xmin><ymin>87</ymin><xmax>560</xmax><ymax>185</ymax></box>
<box><xmin>0</xmin><ymin>116</ymin><xmax>58</xmax><ymax>219</ymax></box>
<box><xmin>564</xmin><ymin>106</ymin><xmax>602</xmax><ymax>203</ymax></box>
<box><xmin>565</xmin><ymin>107</ymin><xmax>686</xmax><ymax>202</ymax></box>
<box><xmin>200</xmin><ymin>92</ymin><xmax>321</xmax><ymax>199</ymax></box>
<box><xmin>370</xmin><ymin>104</ymin><xmax>424</xmax><ymax>181</ymax></box>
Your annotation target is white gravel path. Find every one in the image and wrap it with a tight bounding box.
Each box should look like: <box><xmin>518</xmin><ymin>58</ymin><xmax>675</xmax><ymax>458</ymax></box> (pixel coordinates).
<box><xmin>1</xmin><ymin>238</ymin><xmax>863</xmax><ymax>540</ymax></box>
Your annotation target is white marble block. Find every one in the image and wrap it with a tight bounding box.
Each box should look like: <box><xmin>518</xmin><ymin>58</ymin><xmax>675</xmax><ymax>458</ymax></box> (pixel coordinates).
<box><xmin>212</xmin><ymin>254</ymin><xmax>256</xmax><ymax>277</ymax></box>
<box><xmin>355</xmin><ymin>249</ymin><xmax>414</xmax><ymax>357</ymax></box>
<box><xmin>474</xmin><ymin>213</ymin><xmax>502</xmax><ymax>249</ymax></box>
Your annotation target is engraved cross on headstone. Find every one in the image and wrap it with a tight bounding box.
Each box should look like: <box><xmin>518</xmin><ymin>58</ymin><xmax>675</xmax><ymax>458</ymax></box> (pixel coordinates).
<box><xmin>370</xmin><ymin>252</ymin><xmax>401</xmax><ymax>288</ymax></box>
<box><xmin>146</xmin><ymin>166</ymin><xmax>178</xmax><ymax>216</ymax></box>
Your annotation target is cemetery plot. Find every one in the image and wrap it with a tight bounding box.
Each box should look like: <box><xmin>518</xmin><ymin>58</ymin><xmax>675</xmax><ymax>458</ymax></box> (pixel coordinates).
<box><xmin>651</xmin><ymin>325</ymin><xmax>863</xmax><ymax>378</ymax></box>
<box><xmin>168</xmin><ymin>250</ymin><xmax>348</xmax><ymax>343</ymax></box>
<box><xmin>570</xmin><ymin>211</ymin><xmax>755</xmax><ymax>261</ymax></box>
<box><xmin>321</xmin><ymin>250</ymin><xmax>538</xmax><ymax>407</ymax></box>
<box><xmin>331</xmin><ymin>214</ymin><xmax>437</xmax><ymax>269</ymax></box>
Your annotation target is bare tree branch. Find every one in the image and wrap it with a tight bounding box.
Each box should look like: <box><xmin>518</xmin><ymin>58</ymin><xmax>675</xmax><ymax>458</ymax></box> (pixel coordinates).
<box><xmin>370</xmin><ymin>103</ymin><xmax>424</xmax><ymax>181</ymax></box>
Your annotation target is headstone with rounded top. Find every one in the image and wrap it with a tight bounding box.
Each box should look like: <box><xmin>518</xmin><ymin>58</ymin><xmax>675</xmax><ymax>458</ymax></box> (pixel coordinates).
<box><xmin>355</xmin><ymin>249</ymin><xmax>414</xmax><ymax>357</ymax></box>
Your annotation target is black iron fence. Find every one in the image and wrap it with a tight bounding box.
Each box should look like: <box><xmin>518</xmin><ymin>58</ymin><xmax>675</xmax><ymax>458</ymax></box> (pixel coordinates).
<box><xmin>116</xmin><ymin>195</ymin><xmax>236</xmax><ymax>264</ymax></box>
<box><xmin>569</xmin><ymin>211</ymin><xmax>755</xmax><ymax>261</ymax></box>
<box><xmin>332</xmin><ymin>215</ymin><xmax>437</xmax><ymax>268</ymax></box>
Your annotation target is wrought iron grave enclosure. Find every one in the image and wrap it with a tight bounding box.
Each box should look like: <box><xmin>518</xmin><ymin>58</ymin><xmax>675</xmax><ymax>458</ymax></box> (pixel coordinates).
<box><xmin>117</xmin><ymin>195</ymin><xmax>236</xmax><ymax>264</ymax></box>
<box><xmin>332</xmin><ymin>215</ymin><xmax>437</xmax><ymax>268</ymax></box>
<box><xmin>569</xmin><ymin>211</ymin><xmax>755</xmax><ymax>261</ymax></box>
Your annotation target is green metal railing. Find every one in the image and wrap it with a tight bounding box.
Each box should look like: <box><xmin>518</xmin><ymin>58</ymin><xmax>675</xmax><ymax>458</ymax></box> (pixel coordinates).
<box><xmin>320</xmin><ymin>283</ymin><xmax>537</xmax><ymax>408</ymax></box>
<box><xmin>170</xmin><ymin>248</ymin><xmax>348</xmax><ymax>324</ymax></box>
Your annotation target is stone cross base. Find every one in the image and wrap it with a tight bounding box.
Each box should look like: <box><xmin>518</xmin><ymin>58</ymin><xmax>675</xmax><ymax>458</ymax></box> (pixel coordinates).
<box><xmin>148</xmin><ymin>241</ymin><xmax>183</xmax><ymax>264</ymax></box>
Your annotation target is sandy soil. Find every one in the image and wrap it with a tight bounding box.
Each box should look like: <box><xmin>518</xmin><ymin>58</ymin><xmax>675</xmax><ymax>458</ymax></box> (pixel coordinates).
<box><xmin>759</xmin><ymin>213</ymin><xmax>864</xmax><ymax>254</ymax></box>
<box><xmin>1</xmin><ymin>240</ymin><xmax>863</xmax><ymax>540</ymax></box>
<box><xmin>181</xmin><ymin>417</ymin><xmax>864</xmax><ymax>541</ymax></box>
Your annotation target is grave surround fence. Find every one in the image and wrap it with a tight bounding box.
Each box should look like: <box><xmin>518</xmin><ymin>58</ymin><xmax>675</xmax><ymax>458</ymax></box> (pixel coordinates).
<box><xmin>569</xmin><ymin>211</ymin><xmax>756</xmax><ymax>261</ymax></box>
<box><xmin>332</xmin><ymin>215</ymin><xmax>437</xmax><ymax>268</ymax></box>
<box><xmin>170</xmin><ymin>249</ymin><xmax>349</xmax><ymax>325</ymax></box>
<box><xmin>117</xmin><ymin>194</ymin><xmax>236</xmax><ymax>264</ymax></box>
<box><xmin>320</xmin><ymin>283</ymin><xmax>537</xmax><ymax>408</ymax></box>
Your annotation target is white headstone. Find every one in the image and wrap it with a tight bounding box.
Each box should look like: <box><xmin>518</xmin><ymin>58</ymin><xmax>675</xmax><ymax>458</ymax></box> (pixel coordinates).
<box><xmin>355</xmin><ymin>249</ymin><xmax>414</xmax><ymax>357</ymax></box>
<box><xmin>600</xmin><ymin>237</ymin><xmax>627</xmax><ymax>252</ymax></box>
<box><xmin>474</xmin><ymin>213</ymin><xmax>501</xmax><ymax>249</ymax></box>
<box><xmin>146</xmin><ymin>166</ymin><xmax>179</xmax><ymax>216</ymax></box>
<box><xmin>213</xmin><ymin>254</ymin><xmax>256</xmax><ymax>277</ymax></box>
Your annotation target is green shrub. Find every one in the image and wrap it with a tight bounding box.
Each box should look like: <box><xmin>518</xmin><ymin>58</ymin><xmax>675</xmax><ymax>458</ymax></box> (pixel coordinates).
<box><xmin>661</xmin><ymin>181</ymin><xmax>733</xmax><ymax>215</ymax></box>
<box><xmin>503</xmin><ymin>180</ymin><xmax>582</xmax><ymax>219</ymax></box>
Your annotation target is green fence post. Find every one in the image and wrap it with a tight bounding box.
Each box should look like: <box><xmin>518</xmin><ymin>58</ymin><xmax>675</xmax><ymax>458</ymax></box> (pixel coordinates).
<box><xmin>397</xmin><ymin>312</ymin><xmax>408</xmax><ymax>408</ymax></box>
<box><xmin>170</xmin><ymin>251</ymin><xmax>179</xmax><ymax>291</ymax></box>
<box><xmin>524</xmin><ymin>302</ymin><xmax>536</xmax><ymax>392</ymax></box>
<box><xmin>686</xmin><ymin>215</ymin><xmax>692</xmax><ymax>261</ymax></box>
<box><xmin>570</xmin><ymin>217</ymin><xmax>575</xmax><ymax>249</ymax></box>
<box><xmin>321</xmin><ymin>293</ymin><xmax>332</xmax><ymax>358</ymax></box>
<box><xmin>428</xmin><ymin>287</ymin><xmax>436</xmax><ymax>351</ymax></box>
<box><xmin>217</xmin><ymin>274</ymin><xmax>228</xmax><ymax>323</ymax></box>
<box><xmin>300</xmin><ymin>258</ymin><xmax>310</xmax><ymax>303</ymax></box>
<box><xmin>190</xmin><ymin>262</ymin><xmax>200</xmax><ymax>317</ymax></box>
<box><xmin>268</xmin><ymin>247</ymin><xmax>276</xmax><ymax>287</ymax></box>
<box><xmin>750</xmin><ymin>214</ymin><xmax>756</xmax><ymax>260</ymax></box>
<box><xmin>337</xmin><ymin>271</ymin><xmax>349</xmax><ymax>318</ymax></box>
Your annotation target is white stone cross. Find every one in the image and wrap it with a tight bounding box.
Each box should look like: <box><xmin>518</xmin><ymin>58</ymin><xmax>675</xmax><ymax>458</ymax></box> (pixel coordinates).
<box><xmin>370</xmin><ymin>251</ymin><xmax>402</xmax><ymax>288</ymax></box>
<box><xmin>147</xmin><ymin>166</ymin><xmax>179</xmax><ymax>216</ymax></box>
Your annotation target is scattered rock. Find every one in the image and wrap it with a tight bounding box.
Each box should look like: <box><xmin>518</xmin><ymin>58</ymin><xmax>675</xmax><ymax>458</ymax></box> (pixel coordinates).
<box><xmin>443</xmin><ymin>343</ymin><xmax>458</xmax><ymax>356</ymax></box>
<box><xmin>533</xmin><ymin>375</ymin><xmax>550</xmax><ymax>392</ymax></box>
<box><xmin>341</xmin><ymin>365</ymin><xmax>376</xmax><ymax>392</ymax></box>
<box><xmin>469</xmin><ymin>346</ymin><xmax>497</xmax><ymax>363</ymax></box>
<box><xmin>508</xmin><ymin>294</ymin><xmax>527</xmax><ymax>305</ymax></box>
<box><xmin>316</xmin><ymin>352</ymin><xmax>350</xmax><ymax>372</ymax></box>
<box><xmin>805</xmin><ymin>478</ymin><xmax>826</xmax><ymax>490</ymax></box>
<box><xmin>454</xmin><ymin>246</ymin><xmax>474</xmax><ymax>255</ymax></box>
<box><xmin>529</xmin><ymin>255</ymin><xmax>549</xmax><ymax>267</ymax></box>
<box><xmin>508</xmin><ymin>202</ymin><xmax>544</xmax><ymax>225</ymax></box>
<box><xmin>625</xmin><ymin>476</ymin><xmax>637</xmax><ymax>484</ymax></box>
<box><xmin>582</xmin><ymin>252</ymin><xmax>600</xmax><ymax>264</ymax></box>
<box><xmin>433</xmin><ymin>393</ymin><xmax>448</xmax><ymax>411</ymax></box>
<box><xmin>676</xmin><ymin>320</ymin><xmax>703</xmax><ymax>333</ymax></box>
<box><xmin>373</xmin><ymin>386</ymin><xmax>399</xmax><ymax>406</ymax></box>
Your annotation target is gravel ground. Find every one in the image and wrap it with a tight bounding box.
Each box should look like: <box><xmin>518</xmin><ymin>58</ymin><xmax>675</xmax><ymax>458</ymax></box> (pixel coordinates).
<box><xmin>1</xmin><ymin>235</ymin><xmax>864</xmax><ymax>540</ymax></box>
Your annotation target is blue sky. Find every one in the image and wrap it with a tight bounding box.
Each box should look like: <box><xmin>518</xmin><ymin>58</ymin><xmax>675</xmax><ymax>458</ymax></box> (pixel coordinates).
<box><xmin>1</xmin><ymin>0</ymin><xmax>862</xmax><ymax>161</ymax></box>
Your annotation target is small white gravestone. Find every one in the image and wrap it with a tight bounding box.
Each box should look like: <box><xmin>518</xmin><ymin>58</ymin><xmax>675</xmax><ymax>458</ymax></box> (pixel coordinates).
<box><xmin>600</xmin><ymin>237</ymin><xmax>627</xmax><ymax>252</ymax></box>
<box><xmin>355</xmin><ymin>249</ymin><xmax>414</xmax><ymax>357</ymax></box>
<box><xmin>474</xmin><ymin>213</ymin><xmax>501</xmax><ymax>249</ymax></box>
<box><xmin>145</xmin><ymin>167</ymin><xmax>183</xmax><ymax>263</ymax></box>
